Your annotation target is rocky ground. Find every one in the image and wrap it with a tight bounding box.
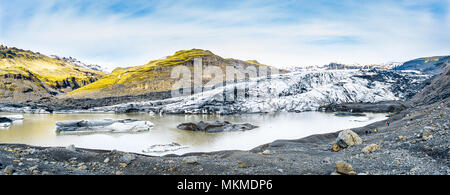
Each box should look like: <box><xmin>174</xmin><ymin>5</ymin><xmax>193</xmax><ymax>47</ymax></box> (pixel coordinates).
<box><xmin>0</xmin><ymin>96</ymin><xmax>448</xmax><ymax>175</ymax></box>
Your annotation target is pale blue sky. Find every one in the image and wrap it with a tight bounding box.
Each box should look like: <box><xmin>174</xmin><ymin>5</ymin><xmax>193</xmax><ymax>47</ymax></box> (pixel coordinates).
<box><xmin>1</xmin><ymin>0</ymin><xmax>449</xmax><ymax>69</ymax></box>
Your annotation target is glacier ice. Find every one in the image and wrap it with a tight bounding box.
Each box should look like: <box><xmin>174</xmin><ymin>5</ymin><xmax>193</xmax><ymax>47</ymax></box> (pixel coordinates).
<box><xmin>90</xmin><ymin>70</ymin><xmax>431</xmax><ymax>114</ymax></box>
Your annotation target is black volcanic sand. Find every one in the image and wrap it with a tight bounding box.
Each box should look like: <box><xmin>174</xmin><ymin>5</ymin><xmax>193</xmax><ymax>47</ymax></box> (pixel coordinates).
<box><xmin>0</xmin><ymin>98</ymin><xmax>448</xmax><ymax>175</ymax></box>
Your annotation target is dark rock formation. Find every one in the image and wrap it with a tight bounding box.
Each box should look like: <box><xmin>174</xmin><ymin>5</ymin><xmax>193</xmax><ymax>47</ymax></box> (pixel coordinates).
<box><xmin>177</xmin><ymin>121</ymin><xmax>258</xmax><ymax>133</ymax></box>
<box><xmin>322</xmin><ymin>101</ymin><xmax>408</xmax><ymax>113</ymax></box>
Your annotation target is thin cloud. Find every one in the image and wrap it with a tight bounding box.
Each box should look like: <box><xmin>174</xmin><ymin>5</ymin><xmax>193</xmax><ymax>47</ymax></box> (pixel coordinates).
<box><xmin>0</xmin><ymin>0</ymin><xmax>449</xmax><ymax>69</ymax></box>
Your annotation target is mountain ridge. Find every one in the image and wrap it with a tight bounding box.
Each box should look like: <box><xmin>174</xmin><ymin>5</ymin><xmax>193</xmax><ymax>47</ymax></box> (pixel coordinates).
<box><xmin>0</xmin><ymin>45</ymin><xmax>105</xmax><ymax>102</ymax></box>
<box><xmin>393</xmin><ymin>55</ymin><xmax>450</xmax><ymax>75</ymax></box>
<box><xmin>67</xmin><ymin>49</ymin><xmax>283</xmax><ymax>99</ymax></box>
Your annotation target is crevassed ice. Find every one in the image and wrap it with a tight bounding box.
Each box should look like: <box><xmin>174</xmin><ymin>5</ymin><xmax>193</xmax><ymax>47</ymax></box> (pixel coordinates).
<box><xmin>91</xmin><ymin>70</ymin><xmax>430</xmax><ymax>114</ymax></box>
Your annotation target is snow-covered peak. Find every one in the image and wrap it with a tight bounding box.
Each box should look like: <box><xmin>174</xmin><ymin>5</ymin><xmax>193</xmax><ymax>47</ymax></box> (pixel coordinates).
<box><xmin>50</xmin><ymin>55</ymin><xmax>106</xmax><ymax>72</ymax></box>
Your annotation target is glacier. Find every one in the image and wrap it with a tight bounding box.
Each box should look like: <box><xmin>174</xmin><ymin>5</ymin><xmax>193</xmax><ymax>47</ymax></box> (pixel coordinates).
<box><xmin>90</xmin><ymin>70</ymin><xmax>431</xmax><ymax>114</ymax></box>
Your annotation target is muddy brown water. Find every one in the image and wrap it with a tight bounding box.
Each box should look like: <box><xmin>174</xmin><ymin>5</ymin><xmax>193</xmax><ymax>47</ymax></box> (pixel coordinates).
<box><xmin>0</xmin><ymin>112</ymin><xmax>387</xmax><ymax>156</ymax></box>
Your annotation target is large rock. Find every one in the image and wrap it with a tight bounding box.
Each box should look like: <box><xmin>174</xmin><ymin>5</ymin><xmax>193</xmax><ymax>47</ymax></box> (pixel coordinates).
<box><xmin>177</xmin><ymin>121</ymin><xmax>258</xmax><ymax>133</ymax></box>
<box><xmin>335</xmin><ymin>161</ymin><xmax>356</xmax><ymax>175</ymax></box>
<box><xmin>336</xmin><ymin>129</ymin><xmax>362</xmax><ymax>148</ymax></box>
<box><xmin>362</xmin><ymin>144</ymin><xmax>380</xmax><ymax>154</ymax></box>
<box><xmin>56</xmin><ymin>119</ymin><xmax>154</xmax><ymax>133</ymax></box>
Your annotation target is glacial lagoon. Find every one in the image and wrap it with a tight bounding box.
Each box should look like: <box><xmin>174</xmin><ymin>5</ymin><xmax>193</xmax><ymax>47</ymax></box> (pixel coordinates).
<box><xmin>0</xmin><ymin>112</ymin><xmax>387</xmax><ymax>156</ymax></box>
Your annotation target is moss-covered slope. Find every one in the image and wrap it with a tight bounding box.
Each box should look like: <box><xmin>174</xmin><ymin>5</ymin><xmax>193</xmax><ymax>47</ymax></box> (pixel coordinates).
<box><xmin>0</xmin><ymin>45</ymin><xmax>105</xmax><ymax>102</ymax></box>
<box><xmin>69</xmin><ymin>49</ymin><xmax>283</xmax><ymax>98</ymax></box>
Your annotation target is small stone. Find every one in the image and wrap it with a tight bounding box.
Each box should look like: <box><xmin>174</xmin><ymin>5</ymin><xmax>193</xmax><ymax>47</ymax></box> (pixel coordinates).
<box><xmin>28</xmin><ymin>165</ymin><xmax>38</xmax><ymax>172</ymax></box>
<box><xmin>119</xmin><ymin>163</ymin><xmax>128</xmax><ymax>167</ymax></box>
<box><xmin>169</xmin><ymin>168</ymin><xmax>175</xmax><ymax>172</ymax></box>
<box><xmin>24</xmin><ymin>148</ymin><xmax>37</xmax><ymax>155</ymax></box>
<box><xmin>66</xmin><ymin>145</ymin><xmax>76</xmax><ymax>152</ymax></box>
<box><xmin>120</xmin><ymin>153</ymin><xmax>136</xmax><ymax>164</ymax></box>
<box><xmin>422</xmin><ymin>131</ymin><xmax>432</xmax><ymax>141</ymax></box>
<box><xmin>362</xmin><ymin>144</ymin><xmax>380</xmax><ymax>154</ymax></box>
<box><xmin>79</xmin><ymin>165</ymin><xmax>88</xmax><ymax>170</ymax></box>
<box><xmin>239</xmin><ymin>164</ymin><xmax>247</xmax><ymax>168</ymax></box>
<box><xmin>32</xmin><ymin>170</ymin><xmax>41</xmax><ymax>175</ymax></box>
<box><xmin>42</xmin><ymin>171</ymin><xmax>50</xmax><ymax>175</ymax></box>
<box><xmin>3</xmin><ymin>166</ymin><xmax>14</xmax><ymax>175</ymax></box>
<box><xmin>335</xmin><ymin>161</ymin><xmax>356</xmax><ymax>175</ymax></box>
<box><xmin>115</xmin><ymin>171</ymin><xmax>123</xmax><ymax>175</ymax></box>
<box><xmin>322</xmin><ymin>157</ymin><xmax>332</xmax><ymax>164</ymax></box>
<box><xmin>182</xmin><ymin>156</ymin><xmax>198</xmax><ymax>165</ymax></box>
<box><xmin>262</xmin><ymin>150</ymin><xmax>271</xmax><ymax>155</ymax></box>
<box><xmin>332</xmin><ymin>143</ymin><xmax>340</xmax><ymax>152</ymax></box>
<box><xmin>104</xmin><ymin>157</ymin><xmax>110</xmax><ymax>163</ymax></box>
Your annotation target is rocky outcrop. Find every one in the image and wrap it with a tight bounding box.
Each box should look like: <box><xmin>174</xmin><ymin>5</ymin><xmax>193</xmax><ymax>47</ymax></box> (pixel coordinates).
<box><xmin>177</xmin><ymin>121</ymin><xmax>258</xmax><ymax>133</ymax></box>
<box><xmin>410</xmin><ymin>70</ymin><xmax>450</xmax><ymax>106</ymax></box>
<box><xmin>55</xmin><ymin>119</ymin><xmax>154</xmax><ymax>133</ymax></box>
<box><xmin>322</xmin><ymin>101</ymin><xmax>408</xmax><ymax>113</ymax></box>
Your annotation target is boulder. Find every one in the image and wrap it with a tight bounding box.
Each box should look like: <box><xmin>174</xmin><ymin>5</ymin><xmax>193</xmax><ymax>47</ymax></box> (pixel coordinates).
<box><xmin>335</xmin><ymin>161</ymin><xmax>356</xmax><ymax>175</ymax></box>
<box><xmin>362</xmin><ymin>144</ymin><xmax>380</xmax><ymax>154</ymax></box>
<box><xmin>182</xmin><ymin>156</ymin><xmax>198</xmax><ymax>165</ymax></box>
<box><xmin>177</xmin><ymin>121</ymin><xmax>258</xmax><ymax>133</ymax></box>
<box><xmin>56</xmin><ymin>119</ymin><xmax>154</xmax><ymax>133</ymax></box>
<box><xmin>336</xmin><ymin>129</ymin><xmax>362</xmax><ymax>148</ymax></box>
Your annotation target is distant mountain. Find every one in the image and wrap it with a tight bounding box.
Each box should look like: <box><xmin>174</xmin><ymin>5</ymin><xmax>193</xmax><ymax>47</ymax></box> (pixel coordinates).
<box><xmin>0</xmin><ymin>45</ymin><xmax>105</xmax><ymax>102</ymax></box>
<box><xmin>393</xmin><ymin>55</ymin><xmax>450</xmax><ymax>75</ymax></box>
<box><xmin>50</xmin><ymin>55</ymin><xmax>106</xmax><ymax>72</ymax></box>
<box><xmin>287</xmin><ymin>62</ymin><xmax>394</xmax><ymax>72</ymax></box>
<box><xmin>68</xmin><ymin>49</ymin><xmax>286</xmax><ymax>98</ymax></box>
